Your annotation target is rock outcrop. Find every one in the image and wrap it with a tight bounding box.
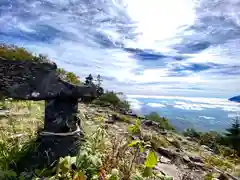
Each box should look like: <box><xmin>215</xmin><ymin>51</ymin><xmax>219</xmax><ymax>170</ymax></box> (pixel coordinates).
<box><xmin>0</xmin><ymin>57</ymin><xmax>95</xmax><ymax>100</ymax></box>
<box><xmin>0</xmin><ymin>58</ymin><xmax>96</xmax><ymax>174</ymax></box>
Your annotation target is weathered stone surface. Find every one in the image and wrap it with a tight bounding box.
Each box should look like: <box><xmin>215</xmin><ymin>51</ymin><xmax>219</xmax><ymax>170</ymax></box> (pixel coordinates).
<box><xmin>0</xmin><ymin>58</ymin><xmax>96</xmax><ymax>176</ymax></box>
<box><xmin>189</xmin><ymin>156</ymin><xmax>204</xmax><ymax>164</ymax></box>
<box><xmin>44</xmin><ymin>98</ymin><xmax>79</xmax><ymax>133</ymax></box>
<box><xmin>14</xmin><ymin>134</ymin><xmax>82</xmax><ymax>174</ymax></box>
<box><xmin>156</xmin><ymin>147</ymin><xmax>208</xmax><ymax>171</ymax></box>
<box><xmin>0</xmin><ymin>58</ymin><xmax>96</xmax><ymax>100</ymax></box>
<box><xmin>141</xmin><ymin>119</ymin><xmax>160</xmax><ymax>127</ymax></box>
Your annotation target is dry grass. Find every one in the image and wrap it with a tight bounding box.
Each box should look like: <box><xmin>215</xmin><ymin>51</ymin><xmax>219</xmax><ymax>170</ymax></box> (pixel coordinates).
<box><xmin>0</xmin><ymin>100</ymin><xmax>44</xmax><ymax>178</ymax></box>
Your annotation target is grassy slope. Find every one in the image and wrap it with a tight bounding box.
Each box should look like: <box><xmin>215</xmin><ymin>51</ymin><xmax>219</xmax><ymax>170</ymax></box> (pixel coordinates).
<box><xmin>1</xmin><ymin>100</ymin><xmax>239</xmax><ymax>180</ymax></box>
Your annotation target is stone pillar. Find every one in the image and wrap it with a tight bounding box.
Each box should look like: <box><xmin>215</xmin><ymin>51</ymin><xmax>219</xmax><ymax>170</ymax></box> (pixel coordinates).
<box><xmin>44</xmin><ymin>98</ymin><xmax>79</xmax><ymax>133</ymax></box>
<box><xmin>13</xmin><ymin>98</ymin><xmax>83</xmax><ymax>174</ymax></box>
<box><xmin>0</xmin><ymin>58</ymin><xmax>96</xmax><ymax>176</ymax></box>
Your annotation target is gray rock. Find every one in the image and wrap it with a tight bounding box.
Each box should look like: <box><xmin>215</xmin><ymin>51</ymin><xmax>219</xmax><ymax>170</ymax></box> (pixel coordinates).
<box><xmin>160</xmin><ymin>156</ymin><xmax>171</xmax><ymax>164</ymax></box>
<box><xmin>141</xmin><ymin>119</ymin><xmax>160</xmax><ymax>127</ymax></box>
<box><xmin>182</xmin><ymin>155</ymin><xmax>191</xmax><ymax>162</ymax></box>
<box><xmin>189</xmin><ymin>156</ymin><xmax>204</xmax><ymax>164</ymax></box>
<box><xmin>0</xmin><ymin>58</ymin><xmax>96</xmax><ymax>100</ymax></box>
<box><xmin>0</xmin><ymin>58</ymin><xmax>97</xmax><ymax>174</ymax></box>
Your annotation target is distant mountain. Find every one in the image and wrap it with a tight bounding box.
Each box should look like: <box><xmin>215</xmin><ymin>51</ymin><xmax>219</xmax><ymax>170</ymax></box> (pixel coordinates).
<box><xmin>229</xmin><ymin>95</ymin><xmax>240</xmax><ymax>103</ymax></box>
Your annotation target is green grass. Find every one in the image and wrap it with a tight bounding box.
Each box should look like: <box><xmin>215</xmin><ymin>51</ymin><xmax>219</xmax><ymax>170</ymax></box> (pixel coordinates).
<box><xmin>1</xmin><ymin>99</ymin><xmax>239</xmax><ymax>180</ymax></box>
<box><xmin>0</xmin><ymin>101</ymin><xmax>155</xmax><ymax>179</ymax></box>
<box><xmin>0</xmin><ymin>99</ymin><xmax>44</xmax><ymax>179</ymax></box>
<box><xmin>203</xmin><ymin>155</ymin><xmax>234</xmax><ymax>172</ymax></box>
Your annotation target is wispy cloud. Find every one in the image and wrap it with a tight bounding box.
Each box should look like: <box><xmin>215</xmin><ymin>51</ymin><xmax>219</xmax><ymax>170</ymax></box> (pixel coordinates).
<box><xmin>128</xmin><ymin>95</ymin><xmax>240</xmax><ymax>112</ymax></box>
<box><xmin>0</xmin><ymin>0</ymin><xmax>240</xmax><ymax>98</ymax></box>
<box><xmin>127</xmin><ymin>98</ymin><xmax>143</xmax><ymax>110</ymax></box>
<box><xmin>146</xmin><ymin>103</ymin><xmax>165</xmax><ymax>108</ymax></box>
<box><xmin>199</xmin><ymin>116</ymin><xmax>215</xmax><ymax>120</ymax></box>
<box><xmin>126</xmin><ymin>95</ymin><xmax>239</xmax><ymax>131</ymax></box>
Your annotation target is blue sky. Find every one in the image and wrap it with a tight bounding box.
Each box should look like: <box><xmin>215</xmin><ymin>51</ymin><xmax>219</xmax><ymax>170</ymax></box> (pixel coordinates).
<box><xmin>0</xmin><ymin>0</ymin><xmax>240</xmax><ymax>98</ymax></box>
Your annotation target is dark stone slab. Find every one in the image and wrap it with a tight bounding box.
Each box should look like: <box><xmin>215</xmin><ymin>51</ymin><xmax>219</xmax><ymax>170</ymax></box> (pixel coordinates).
<box><xmin>44</xmin><ymin>98</ymin><xmax>79</xmax><ymax>133</ymax></box>
<box><xmin>0</xmin><ymin>58</ymin><xmax>96</xmax><ymax>100</ymax></box>
<box><xmin>0</xmin><ymin>58</ymin><xmax>96</xmax><ymax>176</ymax></box>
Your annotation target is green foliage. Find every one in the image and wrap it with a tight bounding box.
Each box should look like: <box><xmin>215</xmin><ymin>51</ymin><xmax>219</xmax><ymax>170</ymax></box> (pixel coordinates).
<box><xmin>128</xmin><ymin>119</ymin><xmax>141</xmax><ymax>135</ymax></box>
<box><xmin>183</xmin><ymin>128</ymin><xmax>235</xmax><ymax>155</ymax></box>
<box><xmin>130</xmin><ymin>149</ymin><xmax>169</xmax><ymax>179</ymax></box>
<box><xmin>233</xmin><ymin>165</ymin><xmax>240</xmax><ymax>177</ymax></box>
<box><xmin>204</xmin><ymin>155</ymin><xmax>233</xmax><ymax>171</ymax></box>
<box><xmin>126</xmin><ymin>119</ymin><xmax>160</xmax><ymax>179</ymax></box>
<box><xmin>39</xmin><ymin>149</ymin><xmax>102</xmax><ymax>180</ymax></box>
<box><xmin>0</xmin><ymin>169</ymin><xmax>17</xmax><ymax>179</ymax></box>
<box><xmin>0</xmin><ymin>44</ymin><xmax>81</xmax><ymax>86</ymax></box>
<box><xmin>33</xmin><ymin>117</ymin><xmax>108</xmax><ymax>180</ymax></box>
<box><xmin>0</xmin><ymin>100</ymin><xmax>43</xmax><ymax>179</ymax></box>
<box><xmin>96</xmin><ymin>75</ymin><xmax>102</xmax><ymax>86</ymax></box>
<box><xmin>199</xmin><ymin>131</ymin><xmax>222</xmax><ymax>154</ymax></box>
<box><xmin>92</xmin><ymin>99</ymin><xmax>111</xmax><ymax>107</ymax></box>
<box><xmin>225</xmin><ymin>117</ymin><xmax>240</xmax><ymax>155</ymax></box>
<box><xmin>144</xmin><ymin>151</ymin><xmax>158</xmax><ymax>168</ymax></box>
<box><xmin>0</xmin><ymin>44</ymin><xmax>39</xmax><ymax>61</ymax></box>
<box><xmin>130</xmin><ymin>171</ymin><xmax>145</xmax><ymax>180</ymax></box>
<box><xmin>65</xmin><ymin>72</ymin><xmax>81</xmax><ymax>85</ymax></box>
<box><xmin>183</xmin><ymin>128</ymin><xmax>202</xmax><ymax>139</ymax></box>
<box><xmin>94</xmin><ymin>91</ymin><xmax>130</xmax><ymax>112</ymax></box>
<box><xmin>57</xmin><ymin>68</ymin><xmax>81</xmax><ymax>85</ymax></box>
<box><xmin>128</xmin><ymin>140</ymin><xmax>145</xmax><ymax>153</ymax></box>
<box><xmin>85</xmin><ymin>74</ymin><xmax>94</xmax><ymax>85</ymax></box>
<box><xmin>1</xmin><ymin>43</ymin><xmax>225</xmax><ymax>180</ymax></box>
<box><xmin>116</xmin><ymin>113</ymin><xmax>131</xmax><ymax>123</ymax></box>
<box><xmin>183</xmin><ymin>116</ymin><xmax>240</xmax><ymax>157</ymax></box>
<box><xmin>34</xmin><ymin>115</ymin><xmax>159</xmax><ymax>180</ymax></box>
<box><xmin>0</xmin><ymin>99</ymin><xmax>8</xmax><ymax>109</ymax></box>
<box><xmin>168</xmin><ymin>138</ymin><xmax>181</xmax><ymax>149</ymax></box>
<box><xmin>118</xmin><ymin>100</ymin><xmax>130</xmax><ymax>112</ymax></box>
<box><xmin>203</xmin><ymin>172</ymin><xmax>214</xmax><ymax>180</ymax></box>
<box><xmin>150</xmin><ymin>135</ymin><xmax>170</xmax><ymax>149</ymax></box>
<box><xmin>0</xmin><ymin>137</ymin><xmax>39</xmax><ymax>179</ymax></box>
<box><xmin>219</xmin><ymin>145</ymin><xmax>235</xmax><ymax>158</ymax></box>
<box><xmin>96</xmin><ymin>75</ymin><xmax>104</xmax><ymax>97</ymax></box>
<box><xmin>107</xmin><ymin>169</ymin><xmax>120</xmax><ymax>180</ymax></box>
<box><xmin>99</xmin><ymin>91</ymin><xmax>119</xmax><ymax>107</ymax></box>
<box><xmin>145</xmin><ymin>112</ymin><xmax>175</xmax><ymax>131</ymax></box>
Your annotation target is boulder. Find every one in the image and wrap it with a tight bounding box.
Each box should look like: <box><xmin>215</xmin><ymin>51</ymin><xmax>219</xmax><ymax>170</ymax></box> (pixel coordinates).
<box><xmin>218</xmin><ymin>173</ymin><xmax>229</xmax><ymax>180</ymax></box>
<box><xmin>141</xmin><ymin>119</ymin><xmax>160</xmax><ymax>127</ymax></box>
<box><xmin>189</xmin><ymin>156</ymin><xmax>204</xmax><ymax>164</ymax></box>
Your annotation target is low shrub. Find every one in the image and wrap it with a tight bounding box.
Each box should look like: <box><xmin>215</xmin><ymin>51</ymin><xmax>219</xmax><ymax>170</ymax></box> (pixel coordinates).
<box><xmin>203</xmin><ymin>155</ymin><xmax>233</xmax><ymax>171</ymax></box>
<box><xmin>145</xmin><ymin>112</ymin><xmax>174</xmax><ymax>131</ymax></box>
<box><xmin>151</xmin><ymin>135</ymin><xmax>170</xmax><ymax>149</ymax></box>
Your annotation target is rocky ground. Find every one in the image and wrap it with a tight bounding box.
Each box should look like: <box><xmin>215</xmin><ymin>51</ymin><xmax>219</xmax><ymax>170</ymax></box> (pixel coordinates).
<box><xmin>0</xmin><ymin>101</ymin><xmax>239</xmax><ymax>180</ymax></box>
<box><xmin>78</xmin><ymin>103</ymin><xmax>240</xmax><ymax>180</ymax></box>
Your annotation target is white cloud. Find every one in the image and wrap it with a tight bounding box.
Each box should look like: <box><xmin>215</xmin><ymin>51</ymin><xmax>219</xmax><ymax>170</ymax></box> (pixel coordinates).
<box><xmin>0</xmin><ymin>0</ymin><xmax>240</xmax><ymax>98</ymax></box>
<box><xmin>228</xmin><ymin>113</ymin><xmax>240</xmax><ymax>118</ymax></box>
<box><xmin>174</xmin><ymin>101</ymin><xmax>204</xmax><ymax>111</ymax></box>
<box><xmin>146</xmin><ymin>103</ymin><xmax>165</xmax><ymax>108</ymax></box>
<box><xmin>127</xmin><ymin>98</ymin><xmax>143</xmax><ymax>110</ymax></box>
<box><xmin>125</xmin><ymin>0</ymin><xmax>196</xmax><ymax>51</ymax></box>
<box><xmin>173</xmin><ymin>101</ymin><xmax>240</xmax><ymax>112</ymax></box>
<box><xmin>25</xmin><ymin>41</ymin><xmax>139</xmax><ymax>83</ymax></box>
<box><xmin>199</xmin><ymin>116</ymin><xmax>215</xmax><ymax>120</ymax></box>
<box><xmin>128</xmin><ymin>95</ymin><xmax>240</xmax><ymax>112</ymax></box>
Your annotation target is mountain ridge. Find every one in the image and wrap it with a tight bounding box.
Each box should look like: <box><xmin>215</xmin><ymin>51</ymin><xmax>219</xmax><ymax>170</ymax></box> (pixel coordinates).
<box><xmin>229</xmin><ymin>95</ymin><xmax>240</xmax><ymax>103</ymax></box>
